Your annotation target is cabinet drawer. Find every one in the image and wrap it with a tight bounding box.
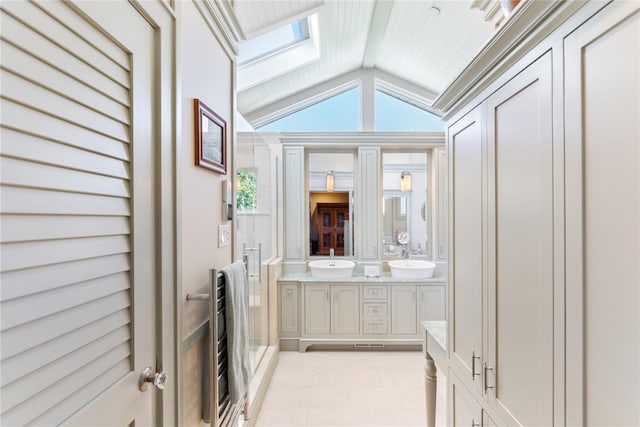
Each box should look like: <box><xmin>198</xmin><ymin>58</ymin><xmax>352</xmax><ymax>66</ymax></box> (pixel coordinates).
<box><xmin>363</xmin><ymin>320</ymin><xmax>388</xmax><ymax>335</ymax></box>
<box><xmin>363</xmin><ymin>285</ymin><xmax>387</xmax><ymax>299</ymax></box>
<box><xmin>363</xmin><ymin>302</ymin><xmax>388</xmax><ymax>318</ymax></box>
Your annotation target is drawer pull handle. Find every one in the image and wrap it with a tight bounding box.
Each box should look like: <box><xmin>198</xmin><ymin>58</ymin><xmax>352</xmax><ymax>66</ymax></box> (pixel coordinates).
<box><xmin>484</xmin><ymin>362</ymin><xmax>494</xmax><ymax>393</ymax></box>
<box><xmin>471</xmin><ymin>351</ymin><xmax>481</xmax><ymax>380</ymax></box>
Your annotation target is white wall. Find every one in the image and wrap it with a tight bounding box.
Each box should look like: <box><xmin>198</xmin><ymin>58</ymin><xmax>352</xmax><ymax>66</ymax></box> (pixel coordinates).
<box><xmin>178</xmin><ymin>2</ymin><xmax>234</xmax><ymax>426</ymax></box>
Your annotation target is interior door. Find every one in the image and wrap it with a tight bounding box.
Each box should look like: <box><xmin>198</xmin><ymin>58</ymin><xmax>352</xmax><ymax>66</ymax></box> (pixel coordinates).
<box><xmin>317</xmin><ymin>204</ymin><xmax>348</xmax><ymax>255</ymax></box>
<box><xmin>0</xmin><ymin>1</ymin><xmax>158</xmax><ymax>425</ymax></box>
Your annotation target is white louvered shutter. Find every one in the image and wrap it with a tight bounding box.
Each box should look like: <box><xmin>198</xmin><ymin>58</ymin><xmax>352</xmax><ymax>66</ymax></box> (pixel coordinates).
<box><xmin>1</xmin><ymin>1</ymin><xmax>156</xmax><ymax>425</ymax></box>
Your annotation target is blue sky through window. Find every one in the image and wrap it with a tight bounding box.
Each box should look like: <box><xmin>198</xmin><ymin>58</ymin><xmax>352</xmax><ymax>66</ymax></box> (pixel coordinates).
<box><xmin>257</xmin><ymin>88</ymin><xmax>361</xmax><ymax>131</ymax></box>
<box><xmin>238</xmin><ymin>18</ymin><xmax>309</xmax><ymax>64</ymax></box>
<box><xmin>375</xmin><ymin>90</ymin><xmax>444</xmax><ymax>131</ymax></box>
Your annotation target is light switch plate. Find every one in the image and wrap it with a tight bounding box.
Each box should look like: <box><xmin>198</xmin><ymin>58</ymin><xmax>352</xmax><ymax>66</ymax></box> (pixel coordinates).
<box><xmin>218</xmin><ymin>224</ymin><xmax>231</xmax><ymax>247</ymax></box>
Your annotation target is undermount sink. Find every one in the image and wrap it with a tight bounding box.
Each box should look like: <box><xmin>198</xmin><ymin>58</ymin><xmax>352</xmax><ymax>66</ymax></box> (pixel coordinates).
<box><xmin>388</xmin><ymin>260</ymin><xmax>436</xmax><ymax>279</ymax></box>
<box><xmin>308</xmin><ymin>259</ymin><xmax>356</xmax><ymax>278</ymax></box>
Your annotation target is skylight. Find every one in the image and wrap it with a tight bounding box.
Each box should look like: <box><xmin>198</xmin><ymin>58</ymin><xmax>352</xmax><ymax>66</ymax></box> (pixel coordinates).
<box><xmin>238</xmin><ymin>18</ymin><xmax>310</xmax><ymax>65</ymax></box>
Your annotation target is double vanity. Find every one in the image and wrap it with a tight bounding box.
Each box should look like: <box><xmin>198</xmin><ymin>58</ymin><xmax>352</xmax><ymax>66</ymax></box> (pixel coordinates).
<box><xmin>278</xmin><ymin>260</ymin><xmax>445</xmax><ymax>352</ymax></box>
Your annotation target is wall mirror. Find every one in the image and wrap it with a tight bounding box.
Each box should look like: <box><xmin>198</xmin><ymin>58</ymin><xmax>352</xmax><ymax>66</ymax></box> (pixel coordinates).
<box><xmin>382</xmin><ymin>152</ymin><xmax>428</xmax><ymax>258</ymax></box>
<box><xmin>308</xmin><ymin>152</ymin><xmax>355</xmax><ymax>257</ymax></box>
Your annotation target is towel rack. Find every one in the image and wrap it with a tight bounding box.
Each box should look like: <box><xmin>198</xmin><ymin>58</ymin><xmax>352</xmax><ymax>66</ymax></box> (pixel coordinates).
<box><xmin>187</xmin><ymin>255</ymin><xmax>249</xmax><ymax>426</ymax></box>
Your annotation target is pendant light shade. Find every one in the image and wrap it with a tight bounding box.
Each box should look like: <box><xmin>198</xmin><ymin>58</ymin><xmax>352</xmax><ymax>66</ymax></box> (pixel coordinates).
<box><xmin>326</xmin><ymin>170</ymin><xmax>335</xmax><ymax>192</ymax></box>
<box><xmin>400</xmin><ymin>170</ymin><xmax>412</xmax><ymax>192</ymax></box>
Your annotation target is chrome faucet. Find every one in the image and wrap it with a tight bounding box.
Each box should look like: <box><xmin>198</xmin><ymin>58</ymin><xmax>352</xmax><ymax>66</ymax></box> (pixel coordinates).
<box><xmin>398</xmin><ymin>245</ymin><xmax>411</xmax><ymax>260</ymax></box>
<box><xmin>329</xmin><ymin>248</ymin><xmax>335</xmax><ymax>265</ymax></box>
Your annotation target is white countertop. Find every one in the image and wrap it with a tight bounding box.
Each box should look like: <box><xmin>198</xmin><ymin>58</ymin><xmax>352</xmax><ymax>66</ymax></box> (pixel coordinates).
<box><xmin>278</xmin><ymin>272</ymin><xmax>446</xmax><ymax>284</ymax></box>
<box><xmin>422</xmin><ymin>320</ymin><xmax>446</xmax><ymax>351</ymax></box>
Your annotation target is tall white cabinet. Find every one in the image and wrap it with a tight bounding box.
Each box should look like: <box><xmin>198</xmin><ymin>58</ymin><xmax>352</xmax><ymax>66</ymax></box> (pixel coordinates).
<box><xmin>438</xmin><ymin>1</ymin><xmax>639</xmax><ymax>425</ymax></box>
<box><xmin>564</xmin><ymin>2</ymin><xmax>639</xmax><ymax>425</ymax></box>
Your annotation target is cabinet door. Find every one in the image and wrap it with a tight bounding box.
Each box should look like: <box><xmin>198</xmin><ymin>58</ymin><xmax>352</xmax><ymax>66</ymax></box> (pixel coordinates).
<box><xmin>565</xmin><ymin>2</ymin><xmax>640</xmax><ymax>425</ymax></box>
<box><xmin>448</xmin><ymin>105</ymin><xmax>484</xmax><ymax>393</ymax></box>
<box><xmin>304</xmin><ymin>285</ymin><xmax>330</xmax><ymax>335</ymax></box>
<box><xmin>358</xmin><ymin>147</ymin><xmax>380</xmax><ymax>260</ymax></box>
<box><xmin>449</xmin><ymin>369</ymin><xmax>483</xmax><ymax>427</ymax></box>
<box><xmin>391</xmin><ymin>285</ymin><xmax>417</xmax><ymax>335</ymax></box>
<box><xmin>418</xmin><ymin>285</ymin><xmax>445</xmax><ymax>322</ymax></box>
<box><xmin>435</xmin><ymin>148</ymin><xmax>448</xmax><ymax>261</ymax></box>
<box><xmin>332</xmin><ymin>285</ymin><xmax>360</xmax><ymax>335</ymax></box>
<box><xmin>279</xmin><ymin>284</ymin><xmax>299</xmax><ymax>334</ymax></box>
<box><xmin>485</xmin><ymin>51</ymin><xmax>553</xmax><ymax>426</ymax></box>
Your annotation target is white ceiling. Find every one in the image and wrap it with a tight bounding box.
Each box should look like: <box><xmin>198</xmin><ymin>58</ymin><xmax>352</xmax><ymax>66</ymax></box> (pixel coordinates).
<box><xmin>232</xmin><ymin>0</ymin><xmax>503</xmax><ymax>125</ymax></box>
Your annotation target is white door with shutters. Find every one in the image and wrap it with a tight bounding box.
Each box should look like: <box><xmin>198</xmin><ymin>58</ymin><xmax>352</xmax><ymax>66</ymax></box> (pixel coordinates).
<box><xmin>1</xmin><ymin>1</ymin><xmax>160</xmax><ymax>425</ymax></box>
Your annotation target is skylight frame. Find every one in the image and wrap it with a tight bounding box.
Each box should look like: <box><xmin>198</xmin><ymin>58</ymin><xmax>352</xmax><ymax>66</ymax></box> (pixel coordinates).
<box><xmin>238</xmin><ymin>17</ymin><xmax>311</xmax><ymax>66</ymax></box>
<box><xmin>236</xmin><ymin>14</ymin><xmax>320</xmax><ymax>91</ymax></box>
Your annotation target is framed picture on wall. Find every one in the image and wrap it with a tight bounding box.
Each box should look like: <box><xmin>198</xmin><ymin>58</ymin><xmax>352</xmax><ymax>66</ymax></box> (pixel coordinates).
<box><xmin>194</xmin><ymin>98</ymin><xmax>227</xmax><ymax>174</ymax></box>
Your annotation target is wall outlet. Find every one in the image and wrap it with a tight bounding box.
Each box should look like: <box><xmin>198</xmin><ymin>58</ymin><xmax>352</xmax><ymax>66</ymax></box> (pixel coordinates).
<box><xmin>218</xmin><ymin>224</ymin><xmax>231</xmax><ymax>248</ymax></box>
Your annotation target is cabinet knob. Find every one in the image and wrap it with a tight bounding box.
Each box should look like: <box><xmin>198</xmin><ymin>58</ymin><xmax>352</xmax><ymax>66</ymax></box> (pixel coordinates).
<box><xmin>286</xmin><ymin>289</ymin><xmax>293</xmax><ymax>295</ymax></box>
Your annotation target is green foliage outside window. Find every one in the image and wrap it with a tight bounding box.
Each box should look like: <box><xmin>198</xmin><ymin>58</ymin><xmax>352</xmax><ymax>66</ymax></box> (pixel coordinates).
<box><xmin>236</xmin><ymin>169</ymin><xmax>257</xmax><ymax>209</ymax></box>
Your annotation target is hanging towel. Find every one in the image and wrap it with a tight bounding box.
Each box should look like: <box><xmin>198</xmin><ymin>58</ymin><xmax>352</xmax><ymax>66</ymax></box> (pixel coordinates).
<box><xmin>222</xmin><ymin>260</ymin><xmax>250</xmax><ymax>405</ymax></box>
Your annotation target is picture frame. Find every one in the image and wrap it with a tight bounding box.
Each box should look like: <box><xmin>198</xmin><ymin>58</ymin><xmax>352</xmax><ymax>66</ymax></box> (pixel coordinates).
<box><xmin>194</xmin><ymin>99</ymin><xmax>227</xmax><ymax>174</ymax></box>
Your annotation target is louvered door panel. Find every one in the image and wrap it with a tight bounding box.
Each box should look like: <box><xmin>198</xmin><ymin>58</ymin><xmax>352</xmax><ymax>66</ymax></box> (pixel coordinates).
<box><xmin>0</xmin><ymin>1</ymin><xmax>153</xmax><ymax>425</ymax></box>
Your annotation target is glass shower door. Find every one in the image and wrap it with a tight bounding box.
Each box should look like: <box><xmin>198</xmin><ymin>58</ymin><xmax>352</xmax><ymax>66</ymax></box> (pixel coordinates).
<box><xmin>235</xmin><ymin>132</ymin><xmax>275</xmax><ymax>374</ymax></box>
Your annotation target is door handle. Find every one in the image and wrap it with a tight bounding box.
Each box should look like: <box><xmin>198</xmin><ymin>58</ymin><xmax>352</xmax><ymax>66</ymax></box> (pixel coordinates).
<box><xmin>139</xmin><ymin>366</ymin><xmax>169</xmax><ymax>391</ymax></box>
<box><xmin>484</xmin><ymin>362</ymin><xmax>494</xmax><ymax>393</ymax></box>
<box><xmin>471</xmin><ymin>351</ymin><xmax>481</xmax><ymax>380</ymax></box>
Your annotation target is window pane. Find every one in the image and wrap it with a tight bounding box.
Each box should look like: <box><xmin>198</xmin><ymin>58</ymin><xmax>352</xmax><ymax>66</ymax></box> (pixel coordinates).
<box><xmin>236</xmin><ymin>168</ymin><xmax>257</xmax><ymax>210</ymax></box>
<box><xmin>238</xmin><ymin>18</ymin><xmax>309</xmax><ymax>64</ymax></box>
<box><xmin>257</xmin><ymin>88</ymin><xmax>360</xmax><ymax>131</ymax></box>
<box><xmin>375</xmin><ymin>90</ymin><xmax>444</xmax><ymax>131</ymax></box>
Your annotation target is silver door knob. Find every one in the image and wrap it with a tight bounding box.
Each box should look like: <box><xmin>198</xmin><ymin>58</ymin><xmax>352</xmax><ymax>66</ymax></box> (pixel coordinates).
<box><xmin>139</xmin><ymin>366</ymin><xmax>169</xmax><ymax>391</ymax></box>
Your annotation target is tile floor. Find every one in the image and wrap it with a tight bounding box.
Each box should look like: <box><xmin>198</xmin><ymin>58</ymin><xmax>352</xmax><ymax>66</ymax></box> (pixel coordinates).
<box><xmin>253</xmin><ymin>350</ymin><xmax>446</xmax><ymax>427</ymax></box>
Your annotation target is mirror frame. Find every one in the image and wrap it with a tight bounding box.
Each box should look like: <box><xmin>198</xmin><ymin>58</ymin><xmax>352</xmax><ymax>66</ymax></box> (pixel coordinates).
<box><xmin>306</xmin><ymin>150</ymin><xmax>357</xmax><ymax>259</ymax></box>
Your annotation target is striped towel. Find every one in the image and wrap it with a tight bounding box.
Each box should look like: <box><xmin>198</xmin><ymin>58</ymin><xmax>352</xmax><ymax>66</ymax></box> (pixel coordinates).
<box><xmin>222</xmin><ymin>261</ymin><xmax>250</xmax><ymax>405</ymax></box>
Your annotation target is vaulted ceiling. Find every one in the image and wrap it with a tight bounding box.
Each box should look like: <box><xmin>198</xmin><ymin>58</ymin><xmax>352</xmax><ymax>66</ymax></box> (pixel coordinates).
<box><xmin>231</xmin><ymin>0</ymin><xmax>505</xmax><ymax>126</ymax></box>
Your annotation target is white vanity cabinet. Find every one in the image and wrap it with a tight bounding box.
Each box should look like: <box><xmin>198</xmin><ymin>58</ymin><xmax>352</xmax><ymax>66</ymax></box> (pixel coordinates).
<box><xmin>279</xmin><ymin>283</ymin><xmax>299</xmax><ymax>335</ymax></box>
<box><xmin>331</xmin><ymin>285</ymin><xmax>360</xmax><ymax>335</ymax></box>
<box><xmin>303</xmin><ymin>284</ymin><xmax>360</xmax><ymax>336</ymax></box>
<box><xmin>304</xmin><ymin>285</ymin><xmax>331</xmax><ymax>334</ymax></box>
<box><xmin>279</xmin><ymin>279</ymin><xmax>446</xmax><ymax>351</ymax></box>
<box><xmin>390</xmin><ymin>285</ymin><xmax>417</xmax><ymax>335</ymax></box>
<box><xmin>362</xmin><ymin>284</ymin><xmax>389</xmax><ymax>335</ymax></box>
